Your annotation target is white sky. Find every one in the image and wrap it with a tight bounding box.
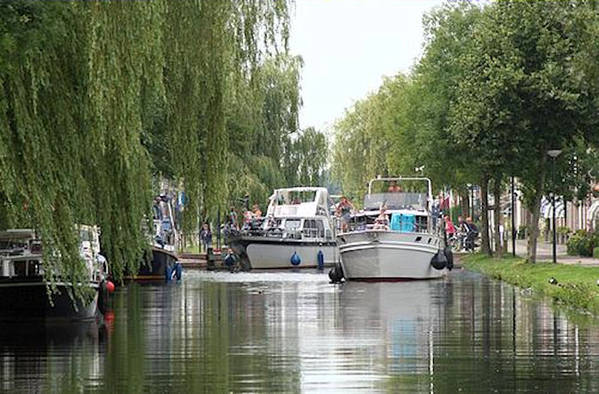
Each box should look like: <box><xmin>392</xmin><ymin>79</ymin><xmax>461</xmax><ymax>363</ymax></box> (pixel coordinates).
<box><xmin>290</xmin><ymin>0</ymin><xmax>446</xmax><ymax>132</ymax></box>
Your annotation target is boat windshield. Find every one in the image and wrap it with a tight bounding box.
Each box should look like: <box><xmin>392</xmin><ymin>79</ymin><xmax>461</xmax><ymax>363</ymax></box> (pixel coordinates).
<box><xmin>276</xmin><ymin>190</ymin><xmax>317</xmax><ymax>205</ymax></box>
<box><xmin>364</xmin><ymin>192</ymin><xmax>427</xmax><ymax>211</ymax></box>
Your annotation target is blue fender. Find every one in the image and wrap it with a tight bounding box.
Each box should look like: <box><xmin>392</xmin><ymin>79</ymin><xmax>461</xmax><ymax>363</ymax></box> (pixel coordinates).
<box><xmin>290</xmin><ymin>252</ymin><xmax>301</xmax><ymax>266</ymax></box>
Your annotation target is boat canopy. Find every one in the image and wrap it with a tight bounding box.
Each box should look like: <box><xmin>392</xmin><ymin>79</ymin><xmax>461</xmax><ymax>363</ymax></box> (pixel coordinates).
<box><xmin>364</xmin><ymin>192</ymin><xmax>427</xmax><ymax>211</ymax></box>
<box><xmin>266</xmin><ymin>187</ymin><xmax>330</xmax><ymax>218</ymax></box>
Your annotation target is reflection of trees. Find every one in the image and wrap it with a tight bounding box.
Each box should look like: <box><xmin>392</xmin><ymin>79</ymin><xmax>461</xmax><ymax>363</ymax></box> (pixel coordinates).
<box><xmin>0</xmin><ymin>321</ymin><xmax>104</xmax><ymax>392</ymax></box>
<box><xmin>5</xmin><ymin>273</ymin><xmax>599</xmax><ymax>391</ymax></box>
<box><xmin>425</xmin><ymin>273</ymin><xmax>599</xmax><ymax>393</ymax></box>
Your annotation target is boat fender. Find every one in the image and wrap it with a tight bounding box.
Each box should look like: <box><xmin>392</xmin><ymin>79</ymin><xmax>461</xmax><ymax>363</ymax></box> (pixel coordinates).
<box><xmin>291</xmin><ymin>252</ymin><xmax>301</xmax><ymax>266</ymax></box>
<box><xmin>165</xmin><ymin>265</ymin><xmax>173</xmax><ymax>282</ymax></box>
<box><xmin>328</xmin><ymin>263</ymin><xmax>344</xmax><ymax>283</ymax></box>
<box><xmin>430</xmin><ymin>250</ymin><xmax>447</xmax><ymax>270</ymax></box>
<box><xmin>444</xmin><ymin>246</ymin><xmax>454</xmax><ymax>271</ymax></box>
<box><xmin>317</xmin><ymin>250</ymin><xmax>324</xmax><ymax>270</ymax></box>
<box><xmin>175</xmin><ymin>262</ymin><xmax>183</xmax><ymax>280</ymax></box>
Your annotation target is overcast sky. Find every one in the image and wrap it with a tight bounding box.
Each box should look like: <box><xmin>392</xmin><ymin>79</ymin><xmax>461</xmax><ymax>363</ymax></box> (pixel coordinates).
<box><xmin>289</xmin><ymin>0</ymin><xmax>446</xmax><ymax>132</ymax></box>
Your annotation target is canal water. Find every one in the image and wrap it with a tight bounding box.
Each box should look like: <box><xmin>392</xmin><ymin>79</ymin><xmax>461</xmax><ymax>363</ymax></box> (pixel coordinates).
<box><xmin>2</xmin><ymin>269</ymin><xmax>599</xmax><ymax>392</ymax></box>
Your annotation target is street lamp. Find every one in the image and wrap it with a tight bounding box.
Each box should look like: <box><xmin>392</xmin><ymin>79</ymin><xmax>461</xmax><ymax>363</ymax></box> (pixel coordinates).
<box><xmin>511</xmin><ymin>176</ymin><xmax>516</xmax><ymax>257</ymax></box>
<box><xmin>547</xmin><ymin>149</ymin><xmax>562</xmax><ymax>264</ymax></box>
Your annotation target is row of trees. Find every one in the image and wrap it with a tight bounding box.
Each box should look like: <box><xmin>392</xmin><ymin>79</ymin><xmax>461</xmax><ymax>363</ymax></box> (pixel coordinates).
<box><xmin>332</xmin><ymin>0</ymin><xmax>599</xmax><ymax>262</ymax></box>
<box><xmin>0</xmin><ymin>0</ymin><xmax>327</xmax><ymax>291</ymax></box>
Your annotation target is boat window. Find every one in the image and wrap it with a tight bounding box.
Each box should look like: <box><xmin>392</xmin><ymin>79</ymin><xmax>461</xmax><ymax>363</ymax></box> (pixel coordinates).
<box><xmin>13</xmin><ymin>260</ymin><xmax>27</xmax><ymax>277</ymax></box>
<box><xmin>29</xmin><ymin>260</ymin><xmax>42</xmax><ymax>276</ymax></box>
<box><xmin>316</xmin><ymin>220</ymin><xmax>325</xmax><ymax>238</ymax></box>
<box><xmin>302</xmin><ymin>220</ymin><xmax>318</xmax><ymax>238</ymax></box>
<box><xmin>284</xmin><ymin>219</ymin><xmax>301</xmax><ymax>231</ymax></box>
<box><xmin>279</xmin><ymin>190</ymin><xmax>317</xmax><ymax>205</ymax></box>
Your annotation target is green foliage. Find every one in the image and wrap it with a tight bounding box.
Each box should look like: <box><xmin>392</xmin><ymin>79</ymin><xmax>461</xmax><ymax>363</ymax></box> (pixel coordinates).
<box><xmin>224</xmin><ymin>54</ymin><xmax>328</xmax><ymax>212</ymax></box>
<box><xmin>331</xmin><ymin>0</ymin><xmax>599</xmax><ymax>262</ymax></box>
<box><xmin>332</xmin><ymin>74</ymin><xmax>410</xmax><ymax>201</ymax></box>
<box><xmin>557</xmin><ymin>226</ymin><xmax>571</xmax><ymax>236</ymax></box>
<box><xmin>567</xmin><ymin>230</ymin><xmax>599</xmax><ymax>257</ymax></box>
<box><xmin>0</xmin><ymin>0</ymin><xmax>299</xmax><ymax>298</ymax></box>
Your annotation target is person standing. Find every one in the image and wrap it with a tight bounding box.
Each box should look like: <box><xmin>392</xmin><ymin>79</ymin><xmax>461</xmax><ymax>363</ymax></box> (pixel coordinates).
<box><xmin>336</xmin><ymin>196</ymin><xmax>354</xmax><ymax>233</ymax></box>
<box><xmin>200</xmin><ymin>223</ymin><xmax>212</xmax><ymax>253</ymax></box>
<box><xmin>228</xmin><ymin>207</ymin><xmax>238</xmax><ymax>230</ymax></box>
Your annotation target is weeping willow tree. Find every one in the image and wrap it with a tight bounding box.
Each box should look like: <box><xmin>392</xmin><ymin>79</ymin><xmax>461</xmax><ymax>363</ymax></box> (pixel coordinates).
<box><xmin>0</xmin><ymin>1</ymin><xmax>165</xmax><ymax>299</ymax></box>
<box><xmin>0</xmin><ymin>0</ymin><xmax>295</xmax><ymax>299</ymax></box>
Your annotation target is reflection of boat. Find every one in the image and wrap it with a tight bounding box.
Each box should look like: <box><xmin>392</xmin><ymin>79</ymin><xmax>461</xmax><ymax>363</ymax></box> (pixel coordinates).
<box><xmin>125</xmin><ymin>195</ymin><xmax>183</xmax><ymax>282</ymax></box>
<box><xmin>0</xmin><ymin>320</ymin><xmax>105</xmax><ymax>391</ymax></box>
<box><xmin>229</xmin><ymin>187</ymin><xmax>337</xmax><ymax>269</ymax></box>
<box><xmin>0</xmin><ymin>227</ymin><xmax>111</xmax><ymax>321</ymax></box>
<box><xmin>335</xmin><ymin>177</ymin><xmax>450</xmax><ymax>281</ymax></box>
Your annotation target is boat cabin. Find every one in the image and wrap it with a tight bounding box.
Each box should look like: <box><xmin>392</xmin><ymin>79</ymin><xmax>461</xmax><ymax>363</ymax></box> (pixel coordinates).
<box><xmin>266</xmin><ymin>187</ymin><xmax>331</xmax><ymax>218</ymax></box>
<box><xmin>0</xmin><ymin>226</ymin><xmax>107</xmax><ymax>283</ymax></box>
<box><xmin>349</xmin><ymin>177</ymin><xmax>433</xmax><ymax>233</ymax></box>
<box><xmin>242</xmin><ymin>187</ymin><xmax>335</xmax><ymax>241</ymax></box>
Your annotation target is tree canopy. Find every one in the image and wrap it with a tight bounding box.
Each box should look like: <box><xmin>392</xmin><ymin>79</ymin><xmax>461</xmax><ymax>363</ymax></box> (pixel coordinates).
<box><xmin>0</xmin><ymin>0</ymin><xmax>329</xmax><ymax>297</ymax></box>
<box><xmin>331</xmin><ymin>0</ymin><xmax>599</xmax><ymax>261</ymax></box>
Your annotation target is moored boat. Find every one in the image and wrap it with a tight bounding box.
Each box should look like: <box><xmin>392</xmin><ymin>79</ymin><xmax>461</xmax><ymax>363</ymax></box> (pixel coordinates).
<box><xmin>124</xmin><ymin>194</ymin><xmax>183</xmax><ymax>282</ymax></box>
<box><xmin>334</xmin><ymin>177</ymin><xmax>451</xmax><ymax>281</ymax></box>
<box><xmin>0</xmin><ymin>226</ymin><xmax>112</xmax><ymax>321</ymax></box>
<box><xmin>228</xmin><ymin>187</ymin><xmax>338</xmax><ymax>269</ymax></box>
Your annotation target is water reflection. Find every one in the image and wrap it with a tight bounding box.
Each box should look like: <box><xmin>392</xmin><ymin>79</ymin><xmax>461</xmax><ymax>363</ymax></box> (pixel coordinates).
<box><xmin>0</xmin><ymin>320</ymin><xmax>105</xmax><ymax>392</ymax></box>
<box><xmin>1</xmin><ymin>270</ymin><xmax>599</xmax><ymax>392</ymax></box>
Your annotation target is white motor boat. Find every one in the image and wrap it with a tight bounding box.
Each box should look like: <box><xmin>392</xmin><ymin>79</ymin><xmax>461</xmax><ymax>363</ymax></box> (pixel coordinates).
<box><xmin>229</xmin><ymin>187</ymin><xmax>337</xmax><ymax>269</ymax></box>
<box><xmin>333</xmin><ymin>177</ymin><xmax>451</xmax><ymax>281</ymax></box>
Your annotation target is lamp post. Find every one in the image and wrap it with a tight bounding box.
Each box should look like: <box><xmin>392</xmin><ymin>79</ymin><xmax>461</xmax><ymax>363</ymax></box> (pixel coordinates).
<box><xmin>511</xmin><ymin>176</ymin><xmax>516</xmax><ymax>257</ymax></box>
<box><xmin>547</xmin><ymin>149</ymin><xmax>562</xmax><ymax>264</ymax></box>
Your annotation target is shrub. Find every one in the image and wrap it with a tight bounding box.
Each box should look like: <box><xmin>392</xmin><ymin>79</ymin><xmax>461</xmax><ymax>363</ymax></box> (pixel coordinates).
<box><xmin>557</xmin><ymin>226</ymin><xmax>571</xmax><ymax>235</ymax></box>
<box><xmin>593</xmin><ymin>247</ymin><xmax>599</xmax><ymax>259</ymax></box>
<box><xmin>567</xmin><ymin>230</ymin><xmax>599</xmax><ymax>257</ymax></box>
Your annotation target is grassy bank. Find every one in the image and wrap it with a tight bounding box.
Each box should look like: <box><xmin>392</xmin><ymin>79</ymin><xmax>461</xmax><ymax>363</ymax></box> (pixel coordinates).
<box><xmin>461</xmin><ymin>254</ymin><xmax>599</xmax><ymax>315</ymax></box>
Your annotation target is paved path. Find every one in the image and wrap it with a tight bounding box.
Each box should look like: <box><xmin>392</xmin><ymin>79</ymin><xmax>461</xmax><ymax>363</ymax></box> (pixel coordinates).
<box><xmin>507</xmin><ymin>239</ymin><xmax>599</xmax><ymax>266</ymax></box>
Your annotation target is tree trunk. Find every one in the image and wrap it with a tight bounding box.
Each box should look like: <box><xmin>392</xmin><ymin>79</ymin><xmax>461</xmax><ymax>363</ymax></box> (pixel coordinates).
<box><xmin>460</xmin><ymin>189</ymin><xmax>470</xmax><ymax>218</ymax></box>
<box><xmin>493</xmin><ymin>178</ymin><xmax>503</xmax><ymax>258</ymax></box>
<box><xmin>480</xmin><ymin>176</ymin><xmax>491</xmax><ymax>256</ymax></box>
<box><xmin>526</xmin><ymin>163</ymin><xmax>546</xmax><ymax>263</ymax></box>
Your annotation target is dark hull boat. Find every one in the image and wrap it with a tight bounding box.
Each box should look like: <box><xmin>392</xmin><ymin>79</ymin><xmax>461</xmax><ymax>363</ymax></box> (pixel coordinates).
<box><xmin>124</xmin><ymin>247</ymin><xmax>182</xmax><ymax>282</ymax></box>
<box><xmin>0</xmin><ymin>227</ymin><xmax>112</xmax><ymax>322</ymax></box>
<box><xmin>0</xmin><ymin>279</ymin><xmax>100</xmax><ymax>321</ymax></box>
<box><xmin>123</xmin><ymin>193</ymin><xmax>183</xmax><ymax>282</ymax></box>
